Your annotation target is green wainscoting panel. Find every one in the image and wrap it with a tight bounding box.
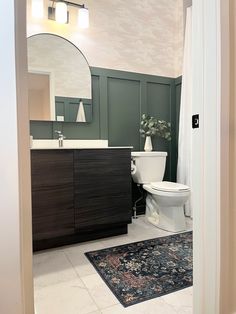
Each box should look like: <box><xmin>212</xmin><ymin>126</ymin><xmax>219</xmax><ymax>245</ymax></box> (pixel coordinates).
<box><xmin>107</xmin><ymin>77</ymin><xmax>141</xmax><ymax>150</ymax></box>
<box><xmin>30</xmin><ymin>67</ymin><xmax>181</xmax><ymax>181</ymax></box>
<box><xmin>147</xmin><ymin>82</ymin><xmax>172</xmax><ymax>120</ymax></box>
<box><xmin>91</xmin><ymin>67</ymin><xmax>173</xmax><ymax>84</ymax></box>
<box><xmin>146</xmin><ymin>81</ymin><xmax>172</xmax><ymax>180</ymax></box>
<box><xmin>99</xmin><ymin>75</ymin><xmax>108</xmax><ymax>139</ymax></box>
<box><xmin>170</xmin><ymin>80</ymin><xmax>177</xmax><ymax>182</ymax></box>
<box><xmin>174</xmin><ymin>76</ymin><xmax>182</xmax><ymax>179</ymax></box>
<box><xmin>30</xmin><ymin>121</ymin><xmax>53</xmax><ymax>139</ymax></box>
<box><xmin>140</xmin><ymin>81</ymin><xmax>148</xmax><ymax>149</ymax></box>
<box><xmin>55</xmin><ymin>99</ymin><xmax>65</xmax><ymax>118</ymax></box>
<box><xmin>175</xmin><ymin>76</ymin><xmax>182</xmax><ymax>141</ymax></box>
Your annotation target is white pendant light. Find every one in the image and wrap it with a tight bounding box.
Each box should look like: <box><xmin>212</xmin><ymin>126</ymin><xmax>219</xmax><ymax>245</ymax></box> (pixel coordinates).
<box><xmin>78</xmin><ymin>7</ymin><xmax>89</xmax><ymax>28</ymax></box>
<box><xmin>55</xmin><ymin>2</ymin><xmax>68</xmax><ymax>24</ymax></box>
<box><xmin>32</xmin><ymin>0</ymin><xmax>44</xmax><ymax>19</ymax></box>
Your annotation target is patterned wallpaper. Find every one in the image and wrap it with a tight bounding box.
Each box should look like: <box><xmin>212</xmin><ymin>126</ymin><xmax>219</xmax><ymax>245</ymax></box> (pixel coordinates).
<box><xmin>27</xmin><ymin>0</ymin><xmax>184</xmax><ymax>78</ymax></box>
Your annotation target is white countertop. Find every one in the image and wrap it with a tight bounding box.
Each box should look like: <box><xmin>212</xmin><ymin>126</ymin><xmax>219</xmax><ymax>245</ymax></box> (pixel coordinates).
<box><xmin>30</xmin><ymin>139</ymin><xmax>132</xmax><ymax>150</ymax></box>
<box><xmin>31</xmin><ymin>147</ymin><xmax>133</xmax><ymax>150</ymax></box>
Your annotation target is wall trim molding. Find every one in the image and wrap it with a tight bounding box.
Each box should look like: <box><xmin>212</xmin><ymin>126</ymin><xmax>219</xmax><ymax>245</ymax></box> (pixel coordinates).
<box><xmin>174</xmin><ymin>76</ymin><xmax>182</xmax><ymax>85</ymax></box>
<box><xmin>91</xmin><ymin>67</ymin><xmax>174</xmax><ymax>85</ymax></box>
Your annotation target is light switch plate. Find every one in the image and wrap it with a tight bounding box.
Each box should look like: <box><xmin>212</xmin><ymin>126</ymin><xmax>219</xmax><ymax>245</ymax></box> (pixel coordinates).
<box><xmin>192</xmin><ymin>114</ymin><xmax>199</xmax><ymax>129</ymax></box>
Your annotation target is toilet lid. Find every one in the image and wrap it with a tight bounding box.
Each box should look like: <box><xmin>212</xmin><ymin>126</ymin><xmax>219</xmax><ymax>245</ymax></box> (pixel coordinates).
<box><xmin>150</xmin><ymin>181</ymin><xmax>190</xmax><ymax>192</ymax></box>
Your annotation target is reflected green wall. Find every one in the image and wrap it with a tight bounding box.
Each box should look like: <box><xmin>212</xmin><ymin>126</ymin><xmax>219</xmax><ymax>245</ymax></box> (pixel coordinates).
<box><xmin>30</xmin><ymin>67</ymin><xmax>181</xmax><ymax>181</ymax></box>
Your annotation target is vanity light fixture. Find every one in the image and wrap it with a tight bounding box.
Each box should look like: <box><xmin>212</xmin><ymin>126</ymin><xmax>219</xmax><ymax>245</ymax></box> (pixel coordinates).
<box><xmin>32</xmin><ymin>0</ymin><xmax>44</xmax><ymax>19</ymax></box>
<box><xmin>78</xmin><ymin>6</ymin><xmax>89</xmax><ymax>28</ymax></box>
<box><xmin>55</xmin><ymin>1</ymin><xmax>68</xmax><ymax>24</ymax></box>
<box><xmin>48</xmin><ymin>0</ymin><xmax>89</xmax><ymax>28</ymax></box>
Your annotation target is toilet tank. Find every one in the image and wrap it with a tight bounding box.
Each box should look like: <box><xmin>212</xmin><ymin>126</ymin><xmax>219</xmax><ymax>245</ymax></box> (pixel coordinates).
<box><xmin>131</xmin><ymin>151</ymin><xmax>167</xmax><ymax>184</ymax></box>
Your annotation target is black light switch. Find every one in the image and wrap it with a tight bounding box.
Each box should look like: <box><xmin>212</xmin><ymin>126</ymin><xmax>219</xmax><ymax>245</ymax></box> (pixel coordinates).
<box><xmin>192</xmin><ymin>114</ymin><xmax>199</xmax><ymax>129</ymax></box>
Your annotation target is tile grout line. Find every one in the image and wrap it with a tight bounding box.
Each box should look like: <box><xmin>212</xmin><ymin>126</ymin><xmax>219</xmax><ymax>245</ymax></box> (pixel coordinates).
<box><xmin>62</xmin><ymin>249</ymin><xmax>111</xmax><ymax>312</ymax></box>
<box><xmin>159</xmin><ymin>298</ymin><xmax>179</xmax><ymax>314</ymax></box>
<box><xmin>79</xmin><ymin>274</ymin><xmax>120</xmax><ymax>312</ymax></box>
<box><xmin>62</xmin><ymin>249</ymin><xmax>88</xmax><ymax>290</ymax></box>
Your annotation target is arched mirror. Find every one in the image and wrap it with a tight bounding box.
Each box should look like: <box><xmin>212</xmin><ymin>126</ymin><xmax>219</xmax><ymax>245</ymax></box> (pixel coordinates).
<box><xmin>27</xmin><ymin>33</ymin><xmax>92</xmax><ymax>123</ymax></box>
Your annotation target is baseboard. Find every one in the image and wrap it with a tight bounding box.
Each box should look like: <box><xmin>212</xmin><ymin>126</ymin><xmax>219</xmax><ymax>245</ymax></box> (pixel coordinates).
<box><xmin>33</xmin><ymin>224</ymin><xmax>128</xmax><ymax>251</ymax></box>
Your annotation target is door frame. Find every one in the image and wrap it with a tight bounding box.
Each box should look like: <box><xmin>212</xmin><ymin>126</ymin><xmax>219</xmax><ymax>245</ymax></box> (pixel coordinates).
<box><xmin>192</xmin><ymin>0</ymin><xmax>230</xmax><ymax>313</ymax></box>
<box><xmin>1</xmin><ymin>0</ymin><xmax>230</xmax><ymax>313</ymax></box>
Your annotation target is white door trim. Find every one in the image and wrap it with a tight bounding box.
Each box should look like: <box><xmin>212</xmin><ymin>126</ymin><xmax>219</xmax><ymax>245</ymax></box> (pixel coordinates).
<box><xmin>0</xmin><ymin>0</ymin><xmax>34</xmax><ymax>313</ymax></box>
<box><xmin>192</xmin><ymin>0</ymin><xmax>229</xmax><ymax>312</ymax></box>
<box><xmin>2</xmin><ymin>0</ymin><xmax>229</xmax><ymax>313</ymax></box>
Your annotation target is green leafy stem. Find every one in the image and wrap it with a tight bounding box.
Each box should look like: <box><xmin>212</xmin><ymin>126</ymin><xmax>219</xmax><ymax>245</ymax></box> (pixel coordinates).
<box><xmin>139</xmin><ymin>114</ymin><xmax>171</xmax><ymax>141</ymax></box>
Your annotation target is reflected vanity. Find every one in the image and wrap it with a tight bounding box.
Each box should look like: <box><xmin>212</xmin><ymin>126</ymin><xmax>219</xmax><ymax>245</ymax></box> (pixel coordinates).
<box><xmin>27</xmin><ymin>33</ymin><xmax>92</xmax><ymax>123</ymax></box>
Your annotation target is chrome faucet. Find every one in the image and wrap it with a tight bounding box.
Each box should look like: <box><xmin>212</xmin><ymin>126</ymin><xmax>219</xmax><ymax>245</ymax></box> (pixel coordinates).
<box><xmin>54</xmin><ymin>130</ymin><xmax>66</xmax><ymax>147</ymax></box>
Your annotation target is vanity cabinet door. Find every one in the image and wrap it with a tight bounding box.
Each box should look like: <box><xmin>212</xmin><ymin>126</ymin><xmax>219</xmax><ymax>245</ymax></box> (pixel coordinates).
<box><xmin>74</xmin><ymin>149</ymin><xmax>132</xmax><ymax>230</ymax></box>
<box><xmin>31</xmin><ymin>150</ymin><xmax>74</xmax><ymax>241</ymax></box>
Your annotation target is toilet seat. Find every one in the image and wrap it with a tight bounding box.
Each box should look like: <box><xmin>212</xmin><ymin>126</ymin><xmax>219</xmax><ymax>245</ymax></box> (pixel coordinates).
<box><xmin>150</xmin><ymin>181</ymin><xmax>190</xmax><ymax>193</ymax></box>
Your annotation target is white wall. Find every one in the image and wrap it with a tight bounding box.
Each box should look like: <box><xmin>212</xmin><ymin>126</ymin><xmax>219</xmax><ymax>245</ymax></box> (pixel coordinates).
<box><xmin>0</xmin><ymin>0</ymin><xmax>33</xmax><ymax>313</ymax></box>
<box><xmin>27</xmin><ymin>0</ymin><xmax>184</xmax><ymax>78</ymax></box>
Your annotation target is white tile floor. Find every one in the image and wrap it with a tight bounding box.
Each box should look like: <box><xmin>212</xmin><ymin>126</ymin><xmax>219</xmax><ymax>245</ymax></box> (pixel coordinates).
<box><xmin>34</xmin><ymin>216</ymin><xmax>193</xmax><ymax>314</ymax></box>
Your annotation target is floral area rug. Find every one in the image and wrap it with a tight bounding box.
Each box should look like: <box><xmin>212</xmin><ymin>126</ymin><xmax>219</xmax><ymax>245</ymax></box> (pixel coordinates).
<box><xmin>85</xmin><ymin>231</ymin><xmax>192</xmax><ymax>307</ymax></box>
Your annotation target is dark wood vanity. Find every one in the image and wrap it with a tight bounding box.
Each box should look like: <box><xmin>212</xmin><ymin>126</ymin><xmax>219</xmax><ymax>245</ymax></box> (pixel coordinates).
<box><xmin>31</xmin><ymin>148</ymin><xmax>132</xmax><ymax>251</ymax></box>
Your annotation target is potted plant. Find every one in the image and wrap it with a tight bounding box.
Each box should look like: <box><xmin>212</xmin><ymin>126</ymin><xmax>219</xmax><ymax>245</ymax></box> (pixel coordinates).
<box><xmin>139</xmin><ymin>114</ymin><xmax>171</xmax><ymax>151</ymax></box>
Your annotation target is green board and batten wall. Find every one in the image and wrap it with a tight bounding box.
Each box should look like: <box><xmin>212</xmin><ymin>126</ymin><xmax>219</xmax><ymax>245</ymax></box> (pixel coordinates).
<box><xmin>30</xmin><ymin>67</ymin><xmax>182</xmax><ymax>181</ymax></box>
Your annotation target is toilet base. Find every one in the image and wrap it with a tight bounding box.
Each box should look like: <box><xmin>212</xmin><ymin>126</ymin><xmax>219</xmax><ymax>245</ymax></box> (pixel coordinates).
<box><xmin>145</xmin><ymin>194</ymin><xmax>187</xmax><ymax>233</ymax></box>
<box><xmin>159</xmin><ymin>205</ymin><xmax>186</xmax><ymax>232</ymax></box>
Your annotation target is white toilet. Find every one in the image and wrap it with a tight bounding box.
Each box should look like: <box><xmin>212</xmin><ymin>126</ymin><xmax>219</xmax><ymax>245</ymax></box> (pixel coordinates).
<box><xmin>131</xmin><ymin>151</ymin><xmax>190</xmax><ymax>232</ymax></box>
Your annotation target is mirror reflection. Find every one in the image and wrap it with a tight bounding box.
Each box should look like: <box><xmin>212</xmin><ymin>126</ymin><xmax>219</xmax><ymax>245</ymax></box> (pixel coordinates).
<box><xmin>27</xmin><ymin>33</ymin><xmax>92</xmax><ymax>123</ymax></box>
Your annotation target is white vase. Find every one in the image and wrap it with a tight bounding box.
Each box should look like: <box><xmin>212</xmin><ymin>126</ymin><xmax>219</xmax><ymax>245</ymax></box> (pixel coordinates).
<box><xmin>144</xmin><ymin>136</ymin><xmax>153</xmax><ymax>151</ymax></box>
